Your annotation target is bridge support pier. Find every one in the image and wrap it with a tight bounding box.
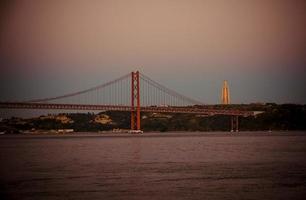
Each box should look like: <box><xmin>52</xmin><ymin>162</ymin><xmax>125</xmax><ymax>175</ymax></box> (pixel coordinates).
<box><xmin>131</xmin><ymin>71</ymin><xmax>141</xmax><ymax>131</ymax></box>
<box><xmin>230</xmin><ymin>116</ymin><xmax>239</xmax><ymax>132</ymax></box>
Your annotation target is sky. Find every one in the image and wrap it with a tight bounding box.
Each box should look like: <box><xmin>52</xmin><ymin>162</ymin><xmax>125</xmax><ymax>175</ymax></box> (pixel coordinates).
<box><xmin>0</xmin><ymin>0</ymin><xmax>306</xmax><ymax>115</ymax></box>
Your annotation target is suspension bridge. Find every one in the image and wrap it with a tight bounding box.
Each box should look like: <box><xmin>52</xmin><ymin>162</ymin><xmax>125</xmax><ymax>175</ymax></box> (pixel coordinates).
<box><xmin>0</xmin><ymin>71</ymin><xmax>253</xmax><ymax>132</ymax></box>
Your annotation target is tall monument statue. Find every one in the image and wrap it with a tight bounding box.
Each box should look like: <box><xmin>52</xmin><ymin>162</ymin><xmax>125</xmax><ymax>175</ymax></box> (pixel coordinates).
<box><xmin>221</xmin><ymin>80</ymin><xmax>230</xmax><ymax>104</ymax></box>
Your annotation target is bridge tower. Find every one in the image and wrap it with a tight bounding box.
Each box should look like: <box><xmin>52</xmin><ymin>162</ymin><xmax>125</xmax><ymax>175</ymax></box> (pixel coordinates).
<box><xmin>131</xmin><ymin>71</ymin><xmax>141</xmax><ymax>130</ymax></box>
<box><xmin>221</xmin><ymin>80</ymin><xmax>230</xmax><ymax>105</ymax></box>
<box><xmin>231</xmin><ymin>115</ymin><xmax>239</xmax><ymax>132</ymax></box>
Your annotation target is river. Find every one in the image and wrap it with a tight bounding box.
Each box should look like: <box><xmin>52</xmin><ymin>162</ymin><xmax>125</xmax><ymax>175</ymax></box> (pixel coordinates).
<box><xmin>1</xmin><ymin>132</ymin><xmax>306</xmax><ymax>200</ymax></box>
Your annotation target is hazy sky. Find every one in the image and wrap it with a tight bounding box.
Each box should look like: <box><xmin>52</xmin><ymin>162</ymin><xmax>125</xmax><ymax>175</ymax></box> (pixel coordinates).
<box><xmin>1</xmin><ymin>0</ymin><xmax>306</xmax><ymax>107</ymax></box>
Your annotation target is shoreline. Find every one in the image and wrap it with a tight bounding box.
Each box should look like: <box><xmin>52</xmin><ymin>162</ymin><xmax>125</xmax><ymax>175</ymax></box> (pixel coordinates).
<box><xmin>0</xmin><ymin>131</ymin><xmax>305</xmax><ymax>139</ymax></box>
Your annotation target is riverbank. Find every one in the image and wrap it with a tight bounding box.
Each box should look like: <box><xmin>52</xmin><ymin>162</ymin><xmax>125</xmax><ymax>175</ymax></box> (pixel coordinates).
<box><xmin>1</xmin><ymin>104</ymin><xmax>306</xmax><ymax>133</ymax></box>
<box><xmin>1</xmin><ymin>131</ymin><xmax>305</xmax><ymax>139</ymax></box>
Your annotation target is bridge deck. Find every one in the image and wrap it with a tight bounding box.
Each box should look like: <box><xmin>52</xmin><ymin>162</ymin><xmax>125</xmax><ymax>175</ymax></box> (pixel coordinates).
<box><xmin>0</xmin><ymin>102</ymin><xmax>254</xmax><ymax>116</ymax></box>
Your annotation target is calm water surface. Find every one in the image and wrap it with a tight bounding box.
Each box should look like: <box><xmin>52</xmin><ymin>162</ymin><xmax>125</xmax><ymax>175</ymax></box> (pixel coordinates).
<box><xmin>1</xmin><ymin>132</ymin><xmax>306</xmax><ymax>200</ymax></box>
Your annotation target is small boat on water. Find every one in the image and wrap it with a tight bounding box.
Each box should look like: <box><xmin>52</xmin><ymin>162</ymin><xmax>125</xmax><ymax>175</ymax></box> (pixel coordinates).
<box><xmin>128</xmin><ymin>130</ymin><xmax>143</xmax><ymax>134</ymax></box>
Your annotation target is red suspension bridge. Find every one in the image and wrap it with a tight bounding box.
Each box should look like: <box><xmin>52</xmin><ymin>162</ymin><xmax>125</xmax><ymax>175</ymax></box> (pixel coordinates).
<box><xmin>0</xmin><ymin>71</ymin><xmax>253</xmax><ymax>131</ymax></box>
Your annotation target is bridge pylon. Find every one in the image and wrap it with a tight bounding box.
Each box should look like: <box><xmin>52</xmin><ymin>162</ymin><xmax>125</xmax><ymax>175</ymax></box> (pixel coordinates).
<box><xmin>131</xmin><ymin>71</ymin><xmax>141</xmax><ymax>130</ymax></box>
<box><xmin>230</xmin><ymin>116</ymin><xmax>239</xmax><ymax>132</ymax></box>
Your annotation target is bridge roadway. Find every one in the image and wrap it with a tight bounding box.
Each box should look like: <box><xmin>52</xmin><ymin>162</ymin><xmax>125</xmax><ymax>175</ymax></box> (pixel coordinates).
<box><xmin>0</xmin><ymin>102</ymin><xmax>254</xmax><ymax>116</ymax></box>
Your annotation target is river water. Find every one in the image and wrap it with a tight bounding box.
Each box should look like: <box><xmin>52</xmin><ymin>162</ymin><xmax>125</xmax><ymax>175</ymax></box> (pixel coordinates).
<box><xmin>1</xmin><ymin>132</ymin><xmax>306</xmax><ymax>200</ymax></box>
